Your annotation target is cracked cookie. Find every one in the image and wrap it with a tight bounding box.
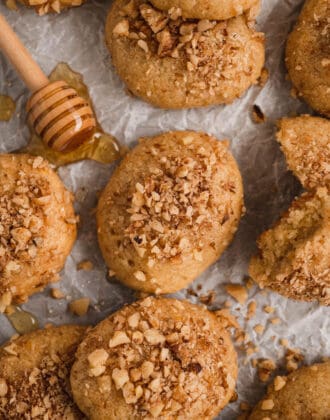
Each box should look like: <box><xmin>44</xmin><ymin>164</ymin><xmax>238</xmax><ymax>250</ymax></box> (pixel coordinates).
<box><xmin>97</xmin><ymin>131</ymin><xmax>243</xmax><ymax>294</ymax></box>
<box><xmin>277</xmin><ymin>115</ymin><xmax>330</xmax><ymax>191</ymax></box>
<box><xmin>249</xmin><ymin>361</ymin><xmax>330</xmax><ymax>419</ymax></box>
<box><xmin>286</xmin><ymin>0</ymin><xmax>330</xmax><ymax>117</ymax></box>
<box><xmin>0</xmin><ymin>325</ymin><xmax>87</xmax><ymax>419</ymax></box>
<box><xmin>249</xmin><ymin>187</ymin><xmax>330</xmax><ymax>306</ymax></box>
<box><xmin>70</xmin><ymin>297</ymin><xmax>237</xmax><ymax>420</ymax></box>
<box><xmin>105</xmin><ymin>0</ymin><xmax>265</xmax><ymax>109</ymax></box>
<box><xmin>0</xmin><ymin>154</ymin><xmax>77</xmax><ymax>312</ymax></box>
<box><xmin>149</xmin><ymin>0</ymin><xmax>260</xmax><ymax>20</ymax></box>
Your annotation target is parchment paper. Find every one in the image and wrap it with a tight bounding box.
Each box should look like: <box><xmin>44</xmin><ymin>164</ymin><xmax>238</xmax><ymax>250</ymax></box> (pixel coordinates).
<box><xmin>0</xmin><ymin>1</ymin><xmax>329</xmax><ymax>418</ymax></box>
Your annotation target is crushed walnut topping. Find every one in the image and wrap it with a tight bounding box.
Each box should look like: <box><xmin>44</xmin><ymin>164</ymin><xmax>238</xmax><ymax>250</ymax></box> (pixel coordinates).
<box><xmin>0</xmin><ymin>158</ymin><xmax>50</xmax><ymax>300</ymax></box>
<box><xmin>0</xmin><ymin>346</ymin><xmax>83</xmax><ymax>418</ymax></box>
<box><xmin>121</xmin><ymin>134</ymin><xmax>235</xmax><ymax>264</ymax></box>
<box><xmin>82</xmin><ymin>297</ymin><xmax>235</xmax><ymax>418</ymax></box>
<box><xmin>113</xmin><ymin>0</ymin><xmax>259</xmax><ymax>96</ymax></box>
<box><xmin>19</xmin><ymin>0</ymin><xmax>84</xmax><ymax>15</ymax></box>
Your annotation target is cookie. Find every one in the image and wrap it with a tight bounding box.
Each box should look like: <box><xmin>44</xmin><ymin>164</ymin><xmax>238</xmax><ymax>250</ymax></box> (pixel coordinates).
<box><xmin>249</xmin><ymin>187</ymin><xmax>330</xmax><ymax>305</ymax></box>
<box><xmin>97</xmin><ymin>131</ymin><xmax>243</xmax><ymax>294</ymax></box>
<box><xmin>106</xmin><ymin>0</ymin><xmax>265</xmax><ymax>109</ymax></box>
<box><xmin>286</xmin><ymin>0</ymin><xmax>330</xmax><ymax>117</ymax></box>
<box><xmin>0</xmin><ymin>325</ymin><xmax>87</xmax><ymax>419</ymax></box>
<box><xmin>277</xmin><ymin>115</ymin><xmax>330</xmax><ymax>190</ymax></box>
<box><xmin>70</xmin><ymin>297</ymin><xmax>237</xmax><ymax>420</ymax></box>
<box><xmin>0</xmin><ymin>154</ymin><xmax>77</xmax><ymax>311</ymax></box>
<box><xmin>19</xmin><ymin>0</ymin><xmax>85</xmax><ymax>15</ymax></box>
<box><xmin>249</xmin><ymin>361</ymin><xmax>330</xmax><ymax>419</ymax></box>
<box><xmin>149</xmin><ymin>0</ymin><xmax>260</xmax><ymax>20</ymax></box>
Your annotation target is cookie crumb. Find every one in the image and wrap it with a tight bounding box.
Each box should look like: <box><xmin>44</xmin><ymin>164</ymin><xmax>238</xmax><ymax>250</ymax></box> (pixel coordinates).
<box><xmin>254</xmin><ymin>324</ymin><xmax>264</xmax><ymax>335</ymax></box>
<box><xmin>50</xmin><ymin>288</ymin><xmax>65</xmax><ymax>299</ymax></box>
<box><xmin>77</xmin><ymin>260</ymin><xmax>93</xmax><ymax>271</ymax></box>
<box><xmin>225</xmin><ymin>284</ymin><xmax>248</xmax><ymax>304</ymax></box>
<box><xmin>263</xmin><ymin>305</ymin><xmax>274</xmax><ymax>314</ymax></box>
<box><xmin>69</xmin><ymin>298</ymin><xmax>90</xmax><ymax>316</ymax></box>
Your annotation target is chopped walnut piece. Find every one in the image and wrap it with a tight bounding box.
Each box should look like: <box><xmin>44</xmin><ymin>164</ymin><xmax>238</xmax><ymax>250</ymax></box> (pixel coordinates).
<box><xmin>113</xmin><ymin>19</ymin><xmax>130</xmax><ymax>36</ymax></box>
<box><xmin>109</xmin><ymin>331</ymin><xmax>131</xmax><ymax>348</ymax></box>
<box><xmin>112</xmin><ymin>368</ymin><xmax>129</xmax><ymax>390</ymax></box>
<box><xmin>77</xmin><ymin>260</ymin><xmax>93</xmax><ymax>271</ymax></box>
<box><xmin>88</xmin><ymin>349</ymin><xmax>109</xmax><ymax>368</ymax></box>
<box><xmin>69</xmin><ymin>298</ymin><xmax>90</xmax><ymax>316</ymax></box>
<box><xmin>257</xmin><ymin>359</ymin><xmax>276</xmax><ymax>383</ymax></box>
<box><xmin>261</xmin><ymin>399</ymin><xmax>275</xmax><ymax>410</ymax></box>
<box><xmin>274</xmin><ymin>375</ymin><xmax>286</xmax><ymax>391</ymax></box>
<box><xmin>50</xmin><ymin>288</ymin><xmax>65</xmax><ymax>299</ymax></box>
<box><xmin>139</xmin><ymin>3</ymin><xmax>168</xmax><ymax>33</ymax></box>
<box><xmin>254</xmin><ymin>324</ymin><xmax>264</xmax><ymax>335</ymax></box>
<box><xmin>247</xmin><ymin>301</ymin><xmax>257</xmax><ymax>319</ymax></box>
<box><xmin>144</xmin><ymin>329</ymin><xmax>165</xmax><ymax>345</ymax></box>
<box><xmin>0</xmin><ymin>378</ymin><xmax>8</xmax><ymax>397</ymax></box>
<box><xmin>225</xmin><ymin>284</ymin><xmax>248</xmax><ymax>304</ymax></box>
<box><xmin>263</xmin><ymin>305</ymin><xmax>274</xmax><ymax>314</ymax></box>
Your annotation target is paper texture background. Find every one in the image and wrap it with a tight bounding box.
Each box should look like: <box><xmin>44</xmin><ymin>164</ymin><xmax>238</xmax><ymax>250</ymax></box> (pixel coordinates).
<box><xmin>0</xmin><ymin>0</ymin><xmax>329</xmax><ymax>418</ymax></box>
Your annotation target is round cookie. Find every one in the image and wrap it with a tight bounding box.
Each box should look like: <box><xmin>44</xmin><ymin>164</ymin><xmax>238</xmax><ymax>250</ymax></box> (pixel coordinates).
<box><xmin>286</xmin><ymin>0</ymin><xmax>330</xmax><ymax>117</ymax></box>
<box><xmin>249</xmin><ymin>361</ymin><xmax>330</xmax><ymax>419</ymax></box>
<box><xmin>249</xmin><ymin>187</ymin><xmax>330</xmax><ymax>306</ymax></box>
<box><xmin>70</xmin><ymin>297</ymin><xmax>237</xmax><ymax>420</ymax></box>
<box><xmin>0</xmin><ymin>325</ymin><xmax>87</xmax><ymax>419</ymax></box>
<box><xmin>0</xmin><ymin>154</ymin><xmax>77</xmax><ymax>311</ymax></box>
<box><xmin>106</xmin><ymin>0</ymin><xmax>265</xmax><ymax>109</ymax></box>
<box><xmin>97</xmin><ymin>131</ymin><xmax>244</xmax><ymax>294</ymax></box>
<box><xmin>277</xmin><ymin>115</ymin><xmax>330</xmax><ymax>191</ymax></box>
<box><xmin>149</xmin><ymin>0</ymin><xmax>260</xmax><ymax>20</ymax></box>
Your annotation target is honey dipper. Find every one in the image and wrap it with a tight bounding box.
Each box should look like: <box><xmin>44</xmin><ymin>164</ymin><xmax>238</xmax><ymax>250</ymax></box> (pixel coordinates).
<box><xmin>0</xmin><ymin>14</ymin><xmax>96</xmax><ymax>152</ymax></box>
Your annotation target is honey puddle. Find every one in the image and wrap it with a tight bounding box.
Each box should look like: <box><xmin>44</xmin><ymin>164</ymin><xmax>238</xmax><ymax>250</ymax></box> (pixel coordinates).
<box><xmin>0</xmin><ymin>94</ymin><xmax>15</xmax><ymax>121</ymax></box>
<box><xmin>20</xmin><ymin>63</ymin><xmax>122</xmax><ymax>166</ymax></box>
<box><xmin>6</xmin><ymin>306</ymin><xmax>39</xmax><ymax>335</ymax></box>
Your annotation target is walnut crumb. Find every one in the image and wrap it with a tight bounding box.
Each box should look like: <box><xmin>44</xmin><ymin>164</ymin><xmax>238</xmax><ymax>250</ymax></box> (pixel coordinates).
<box><xmin>273</xmin><ymin>375</ymin><xmax>286</xmax><ymax>391</ymax></box>
<box><xmin>225</xmin><ymin>284</ymin><xmax>248</xmax><ymax>304</ymax></box>
<box><xmin>69</xmin><ymin>298</ymin><xmax>90</xmax><ymax>316</ymax></box>
<box><xmin>77</xmin><ymin>260</ymin><xmax>94</xmax><ymax>271</ymax></box>
<box><xmin>261</xmin><ymin>399</ymin><xmax>274</xmax><ymax>410</ymax></box>
<box><xmin>50</xmin><ymin>288</ymin><xmax>65</xmax><ymax>299</ymax></box>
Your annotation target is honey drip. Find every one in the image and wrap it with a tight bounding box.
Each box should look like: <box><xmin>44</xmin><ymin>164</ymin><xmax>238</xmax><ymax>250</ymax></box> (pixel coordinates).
<box><xmin>20</xmin><ymin>63</ymin><xmax>122</xmax><ymax>166</ymax></box>
<box><xmin>6</xmin><ymin>306</ymin><xmax>39</xmax><ymax>335</ymax></box>
<box><xmin>0</xmin><ymin>94</ymin><xmax>15</xmax><ymax>121</ymax></box>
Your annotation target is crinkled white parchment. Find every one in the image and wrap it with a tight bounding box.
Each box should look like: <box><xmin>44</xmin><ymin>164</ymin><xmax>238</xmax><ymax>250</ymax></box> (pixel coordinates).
<box><xmin>0</xmin><ymin>1</ymin><xmax>329</xmax><ymax>418</ymax></box>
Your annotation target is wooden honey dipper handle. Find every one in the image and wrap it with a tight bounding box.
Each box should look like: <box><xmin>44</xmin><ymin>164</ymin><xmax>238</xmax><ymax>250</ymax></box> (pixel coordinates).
<box><xmin>0</xmin><ymin>14</ymin><xmax>49</xmax><ymax>92</ymax></box>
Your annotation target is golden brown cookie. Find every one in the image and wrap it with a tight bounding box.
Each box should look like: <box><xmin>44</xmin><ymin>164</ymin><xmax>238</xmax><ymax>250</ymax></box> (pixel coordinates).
<box><xmin>0</xmin><ymin>154</ymin><xmax>77</xmax><ymax>311</ymax></box>
<box><xmin>18</xmin><ymin>0</ymin><xmax>86</xmax><ymax>15</ymax></box>
<box><xmin>277</xmin><ymin>115</ymin><xmax>330</xmax><ymax>190</ymax></box>
<box><xmin>97</xmin><ymin>131</ymin><xmax>243</xmax><ymax>294</ymax></box>
<box><xmin>286</xmin><ymin>0</ymin><xmax>330</xmax><ymax>117</ymax></box>
<box><xmin>149</xmin><ymin>0</ymin><xmax>260</xmax><ymax>20</ymax></box>
<box><xmin>249</xmin><ymin>361</ymin><xmax>330</xmax><ymax>419</ymax></box>
<box><xmin>105</xmin><ymin>0</ymin><xmax>265</xmax><ymax>109</ymax></box>
<box><xmin>0</xmin><ymin>325</ymin><xmax>87</xmax><ymax>419</ymax></box>
<box><xmin>70</xmin><ymin>297</ymin><xmax>237</xmax><ymax>420</ymax></box>
<box><xmin>249</xmin><ymin>187</ymin><xmax>330</xmax><ymax>305</ymax></box>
